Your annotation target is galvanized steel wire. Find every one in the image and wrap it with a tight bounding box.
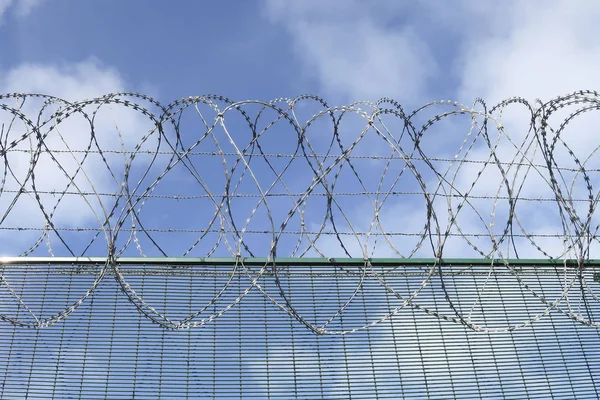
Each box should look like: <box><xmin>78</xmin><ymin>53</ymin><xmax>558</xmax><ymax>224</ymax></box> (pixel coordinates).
<box><xmin>1</xmin><ymin>91</ymin><xmax>600</xmax><ymax>334</ymax></box>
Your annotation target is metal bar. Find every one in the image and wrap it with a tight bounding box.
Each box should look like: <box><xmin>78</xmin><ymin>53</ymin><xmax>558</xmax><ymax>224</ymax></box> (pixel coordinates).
<box><xmin>0</xmin><ymin>256</ymin><xmax>599</xmax><ymax>267</ymax></box>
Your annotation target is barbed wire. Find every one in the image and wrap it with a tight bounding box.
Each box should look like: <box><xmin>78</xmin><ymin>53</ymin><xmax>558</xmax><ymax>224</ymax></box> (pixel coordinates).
<box><xmin>1</xmin><ymin>90</ymin><xmax>600</xmax><ymax>334</ymax></box>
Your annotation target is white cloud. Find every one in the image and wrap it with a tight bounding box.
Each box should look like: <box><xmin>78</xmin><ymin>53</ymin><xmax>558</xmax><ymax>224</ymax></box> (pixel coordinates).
<box><xmin>1</xmin><ymin>60</ymin><xmax>124</xmax><ymax>100</ymax></box>
<box><xmin>451</xmin><ymin>0</ymin><xmax>600</xmax><ymax>259</ymax></box>
<box><xmin>263</xmin><ymin>0</ymin><xmax>437</xmax><ymax>104</ymax></box>
<box><xmin>266</xmin><ymin>0</ymin><xmax>600</xmax><ymax>104</ymax></box>
<box><xmin>0</xmin><ymin>0</ymin><xmax>43</xmax><ymax>21</ymax></box>
<box><xmin>456</xmin><ymin>0</ymin><xmax>600</xmax><ymax>103</ymax></box>
<box><xmin>0</xmin><ymin>60</ymin><xmax>155</xmax><ymax>256</ymax></box>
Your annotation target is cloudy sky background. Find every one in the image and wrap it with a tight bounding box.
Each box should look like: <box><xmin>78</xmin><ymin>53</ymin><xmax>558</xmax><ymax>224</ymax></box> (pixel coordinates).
<box><xmin>2</xmin><ymin>0</ymin><xmax>598</xmax><ymax>107</ymax></box>
<box><xmin>1</xmin><ymin>0</ymin><xmax>599</xmax><ymax>261</ymax></box>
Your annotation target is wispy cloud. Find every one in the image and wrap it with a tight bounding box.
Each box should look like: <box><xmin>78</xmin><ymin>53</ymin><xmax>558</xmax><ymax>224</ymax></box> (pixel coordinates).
<box><xmin>263</xmin><ymin>0</ymin><xmax>438</xmax><ymax>104</ymax></box>
<box><xmin>455</xmin><ymin>0</ymin><xmax>600</xmax><ymax>102</ymax></box>
<box><xmin>0</xmin><ymin>0</ymin><xmax>43</xmax><ymax>22</ymax></box>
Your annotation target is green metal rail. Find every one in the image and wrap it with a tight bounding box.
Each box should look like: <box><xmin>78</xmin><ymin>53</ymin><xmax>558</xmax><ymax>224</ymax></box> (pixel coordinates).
<box><xmin>0</xmin><ymin>257</ymin><xmax>599</xmax><ymax>267</ymax></box>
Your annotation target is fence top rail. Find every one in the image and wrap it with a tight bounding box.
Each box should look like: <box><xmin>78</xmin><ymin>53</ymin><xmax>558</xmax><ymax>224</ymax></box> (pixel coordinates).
<box><xmin>1</xmin><ymin>256</ymin><xmax>599</xmax><ymax>267</ymax></box>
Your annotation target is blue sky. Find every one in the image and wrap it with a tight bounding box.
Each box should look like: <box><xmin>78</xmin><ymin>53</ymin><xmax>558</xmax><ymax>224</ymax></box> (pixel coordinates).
<box><xmin>0</xmin><ymin>1</ymin><xmax>296</xmax><ymax>99</ymax></box>
<box><xmin>1</xmin><ymin>1</ymin><xmax>468</xmax><ymax>102</ymax></box>
<box><xmin>2</xmin><ymin>0</ymin><xmax>599</xmax><ymax>102</ymax></box>
<box><xmin>2</xmin><ymin>1</ymin><xmax>600</xmax><ymax>399</ymax></box>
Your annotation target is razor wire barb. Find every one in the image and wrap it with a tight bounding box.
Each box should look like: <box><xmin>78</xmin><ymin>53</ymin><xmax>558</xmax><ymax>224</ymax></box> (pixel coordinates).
<box><xmin>1</xmin><ymin>90</ymin><xmax>600</xmax><ymax>334</ymax></box>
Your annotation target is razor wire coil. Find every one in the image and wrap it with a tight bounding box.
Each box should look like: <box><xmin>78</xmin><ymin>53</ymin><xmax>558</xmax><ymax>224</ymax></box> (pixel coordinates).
<box><xmin>1</xmin><ymin>91</ymin><xmax>600</xmax><ymax>333</ymax></box>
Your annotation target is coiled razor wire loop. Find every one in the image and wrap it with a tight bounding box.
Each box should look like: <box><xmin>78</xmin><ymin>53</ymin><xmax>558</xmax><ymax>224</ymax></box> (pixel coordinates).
<box><xmin>1</xmin><ymin>91</ymin><xmax>600</xmax><ymax>333</ymax></box>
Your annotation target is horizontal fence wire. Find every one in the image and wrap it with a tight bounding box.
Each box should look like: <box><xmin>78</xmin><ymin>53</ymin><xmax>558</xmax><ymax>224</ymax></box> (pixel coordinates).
<box><xmin>1</xmin><ymin>91</ymin><xmax>600</xmax><ymax>398</ymax></box>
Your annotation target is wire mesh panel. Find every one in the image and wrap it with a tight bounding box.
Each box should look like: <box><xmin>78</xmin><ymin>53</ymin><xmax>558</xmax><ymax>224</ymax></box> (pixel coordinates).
<box><xmin>1</xmin><ymin>260</ymin><xmax>600</xmax><ymax>399</ymax></box>
<box><xmin>1</xmin><ymin>92</ymin><xmax>600</xmax><ymax>398</ymax></box>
